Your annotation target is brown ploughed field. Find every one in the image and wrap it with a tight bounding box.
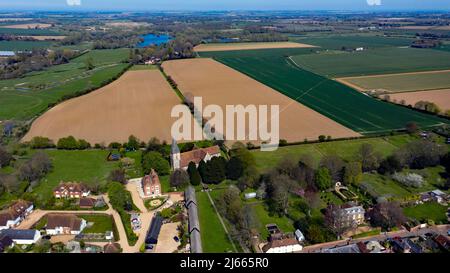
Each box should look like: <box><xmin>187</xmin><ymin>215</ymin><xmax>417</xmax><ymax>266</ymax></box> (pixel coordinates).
<box><xmin>194</xmin><ymin>42</ymin><xmax>316</xmax><ymax>52</ymax></box>
<box><xmin>389</xmin><ymin>89</ymin><xmax>450</xmax><ymax>111</ymax></box>
<box><xmin>162</xmin><ymin>58</ymin><xmax>360</xmax><ymax>144</ymax></box>
<box><xmin>23</xmin><ymin>70</ymin><xmax>198</xmax><ymax>144</ymax></box>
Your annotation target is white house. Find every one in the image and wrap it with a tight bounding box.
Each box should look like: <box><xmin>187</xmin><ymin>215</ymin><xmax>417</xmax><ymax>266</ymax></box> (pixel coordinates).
<box><xmin>46</xmin><ymin>214</ymin><xmax>87</xmax><ymax>235</ymax></box>
<box><xmin>262</xmin><ymin>237</ymin><xmax>303</xmax><ymax>253</ymax></box>
<box><xmin>0</xmin><ymin>200</ymin><xmax>34</xmax><ymax>230</ymax></box>
<box><xmin>0</xmin><ymin>229</ymin><xmax>41</xmax><ymax>245</ymax></box>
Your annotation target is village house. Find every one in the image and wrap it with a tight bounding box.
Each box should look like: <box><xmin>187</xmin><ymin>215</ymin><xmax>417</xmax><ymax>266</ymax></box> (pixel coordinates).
<box><xmin>53</xmin><ymin>182</ymin><xmax>90</xmax><ymax>199</ymax></box>
<box><xmin>170</xmin><ymin>139</ymin><xmax>221</xmax><ymax>170</ymax></box>
<box><xmin>261</xmin><ymin>224</ymin><xmax>303</xmax><ymax>253</ymax></box>
<box><xmin>339</xmin><ymin>204</ymin><xmax>365</xmax><ymax>227</ymax></box>
<box><xmin>0</xmin><ymin>200</ymin><xmax>34</xmax><ymax>230</ymax></box>
<box><xmin>141</xmin><ymin>169</ymin><xmax>162</xmax><ymax>198</ymax></box>
<box><xmin>46</xmin><ymin>214</ymin><xmax>87</xmax><ymax>235</ymax></box>
<box><xmin>0</xmin><ymin>229</ymin><xmax>41</xmax><ymax>245</ymax></box>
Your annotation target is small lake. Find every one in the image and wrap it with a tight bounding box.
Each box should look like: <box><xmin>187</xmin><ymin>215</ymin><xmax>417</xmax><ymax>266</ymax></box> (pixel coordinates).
<box><xmin>136</xmin><ymin>33</ymin><xmax>172</xmax><ymax>48</ymax></box>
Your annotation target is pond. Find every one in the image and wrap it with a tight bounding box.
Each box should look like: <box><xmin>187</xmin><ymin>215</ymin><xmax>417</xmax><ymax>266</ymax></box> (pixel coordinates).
<box><xmin>136</xmin><ymin>33</ymin><xmax>172</xmax><ymax>48</ymax></box>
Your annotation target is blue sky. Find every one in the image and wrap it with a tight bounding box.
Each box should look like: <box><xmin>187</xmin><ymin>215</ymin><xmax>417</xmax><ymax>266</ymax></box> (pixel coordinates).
<box><xmin>0</xmin><ymin>0</ymin><xmax>449</xmax><ymax>11</ymax></box>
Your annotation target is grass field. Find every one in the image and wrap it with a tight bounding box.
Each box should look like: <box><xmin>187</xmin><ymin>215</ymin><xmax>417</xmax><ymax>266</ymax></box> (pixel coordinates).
<box><xmin>291</xmin><ymin>34</ymin><xmax>414</xmax><ymax>50</ymax></box>
<box><xmin>0</xmin><ymin>40</ymin><xmax>53</xmax><ymax>51</ymax></box>
<box><xmin>0</xmin><ymin>48</ymin><xmax>130</xmax><ymax>120</ymax></box>
<box><xmin>291</xmin><ymin>47</ymin><xmax>450</xmax><ymax>77</ymax></box>
<box><xmin>201</xmin><ymin>48</ymin><xmax>449</xmax><ymax>134</ymax></box>
<box><xmin>403</xmin><ymin>202</ymin><xmax>448</xmax><ymax>224</ymax></box>
<box><xmin>33</xmin><ymin>150</ymin><xmax>119</xmax><ymax>202</ymax></box>
<box><xmin>251</xmin><ymin>134</ymin><xmax>416</xmax><ymax>171</ymax></box>
<box><xmin>0</xmin><ymin>28</ymin><xmax>60</xmax><ymax>35</ymax></box>
<box><xmin>197</xmin><ymin>191</ymin><xmax>235</xmax><ymax>253</ymax></box>
<box><xmin>249</xmin><ymin>202</ymin><xmax>294</xmax><ymax>240</ymax></box>
<box><xmin>338</xmin><ymin>70</ymin><xmax>450</xmax><ymax>93</ymax></box>
<box><xmin>79</xmin><ymin>214</ymin><xmax>115</xmax><ymax>234</ymax></box>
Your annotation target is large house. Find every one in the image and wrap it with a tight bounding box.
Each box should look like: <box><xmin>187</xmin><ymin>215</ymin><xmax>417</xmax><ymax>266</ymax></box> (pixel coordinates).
<box><xmin>170</xmin><ymin>139</ymin><xmax>221</xmax><ymax>170</ymax></box>
<box><xmin>46</xmin><ymin>214</ymin><xmax>87</xmax><ymax>235</ymax></box>
<box><xmin>141</xmin><ymin>169</ymin><xmax>161</xmax><ymax>198</ymax></box>
<box><xmin>0</xmin><ymin>200</ymin><xmax>34</xmax><ymax>230</ymax></box>
<box><xmin>0</xmin><ymin>229</ymin><xmax>41</xmax><ymax>245</ymax></box>
<box><xmin>53</xmin><ymin>182</ymin><xmax>90</xmax><ymax>199</ymax></box>
<box><xmin>339</xmin><ymin>204</ymin><xmax>365</xmax><ymax>227</ymax></box>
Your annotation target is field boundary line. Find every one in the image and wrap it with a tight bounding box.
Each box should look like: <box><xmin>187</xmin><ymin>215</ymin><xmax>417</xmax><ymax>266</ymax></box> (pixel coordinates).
<box><xmin>335</xmin><ymin>69</ymin><xmax>450</xmax><ymax>81</ymax></box>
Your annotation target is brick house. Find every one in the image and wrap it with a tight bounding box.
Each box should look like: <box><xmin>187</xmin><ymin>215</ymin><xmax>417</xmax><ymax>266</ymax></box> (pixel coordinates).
<box><xmin>53</xmin><ymin>182</ymin><xmax>90</xmax><ymax>199</ymax></box>
<box><xmin>141</xmin><ymin>169</ymin><xmax>161</xmax><ymax>198</ymax></box>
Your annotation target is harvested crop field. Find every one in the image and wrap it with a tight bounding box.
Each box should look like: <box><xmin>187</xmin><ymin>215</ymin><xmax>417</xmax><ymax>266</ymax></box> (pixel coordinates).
<box><xmin>20</xmin><ymin>35</ymin><xmax>67</xmax><ymax>40</ymax></box>
<box><xmin>194</xmin><ymin>42</ymin><xmax>315</xmax><ymax>52</ymax></box>
<box><xmin>162</xmin><ymin>58</ymin><xmax>360</xmax><ymax>143</ymax></box>
<box><xmin>23</xmin><ymin>70</ymin><xmax>196</xmax><ymax>144</ymax></box>
<box><xmin>336</xmin><ymin>70</ymin><xmax>450</xmax><ymax>93</ymax></box>
<box><xmin>0</xmin><ymin>23</ymin><xmax>52</xmax><ymax>29</ymax></box>
<box><xmin>389</xmin><ymin>89</ymin><xmax>450</xmax><ymax>111</ymax></box>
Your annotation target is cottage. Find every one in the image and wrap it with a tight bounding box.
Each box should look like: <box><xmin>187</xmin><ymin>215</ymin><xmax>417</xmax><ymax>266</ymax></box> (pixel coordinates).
<box><xmin>141</xmin><ymin>169</ymin><xmax>162</xmax><ymax>198</ymax></box>
<box><xmin>79</xmin><ymin>197</ymin><xmax>96</xmax><ymax>209</ymax></box>
<box><xmin>0</xmin><ymin>200</ymin><xmax>34</xmax><ymax>230</ymax></box>
<box><xmin>0</xmin><ymin>229</ymin><xmax>41</xmax><ymax>245</ymax></box>
<box><xmin>262</xmin><ymin>237</ymin><xmax>303</xmax><ymax>253</ymax></box>
<box><xmin>53</xmin><ymin>182</ymin><xmax>90</xmax><ymax>199</ymax></box>
<box><xmin>170</xmin><ymin>139</ymin><xmax>221</xmax><ymax>170</ymax></box>
<box><xmin>46</xmin><ymin>214</ymin><xmax>87</xmax><ymax>235</ymax></box>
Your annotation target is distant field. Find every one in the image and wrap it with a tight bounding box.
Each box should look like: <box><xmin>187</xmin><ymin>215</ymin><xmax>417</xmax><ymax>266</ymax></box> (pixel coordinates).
<box><xmin>0</xmin><ymin>40</ymin><xmax>53</xmax><ymax>51</ymax></box>
<box><xmin>194</xmin><ymin>42</ymin><xmax>315</xmax><ymax>52</ymax></box>
<box><xmin>291</xmin><ymin>47</ymin><xmax>450</xmax><ymax>77</ymax></box>
<box><xmin>0</xmin><ymin>23</ymin><xmax>52</xmax><ymax>29</ymax></box>
<box><xmin>23</xmin><ymin>69</ymin><xmax>194</xmax><ymax>145</ymax></box>
<box><xmin>389</xmin><ymin>89</ymin><xmax>450</xmax><ymax>112</ymax></box>
<box><xmin>0</xmin><ymin>28</ymin><xmax>59</xmax><ymax>36</ymax></box>
<box><xmin>20</xmin><ymin>35</ymin><xmax>67</xmax><ymax>41</ymax></box>
<box><xmin>251</xmin><ymin>134</ymin><xmax>416</xmax><ymax>172</ymax></box>
<box><xmin>291</xmin><ymin>34</ymin><xmax>414</xmax><ymax>50</ymax></box>
<box><xmin>0</xmin><ymin>48</ymin><xmax>130</xmax><ymax>120</ymax></box>
<box><xmin>201</xmin><ymin>49</ymin><xmax>449</xmax><ymax>134</ymax></box>
<box><xmin>33</xmin><ymin>150</ymin><xmax>118</xmax><ymax>202</ymax></box>
<box><xmin>337</xmin><ymin>70</ymin><xmax>450</xmax><ymax>93</ymax></box>
<box><xmin>197</xmin><ymin>191</ymin><xmax>235</xmax><ymax>253</ymax></box>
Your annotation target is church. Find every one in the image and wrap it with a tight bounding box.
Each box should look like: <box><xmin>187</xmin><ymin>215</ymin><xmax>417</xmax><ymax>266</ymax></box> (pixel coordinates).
<box><xmin>170</xmin><ymin>140</ymin><xmax>221</xmax><ymax>170</ymax></box>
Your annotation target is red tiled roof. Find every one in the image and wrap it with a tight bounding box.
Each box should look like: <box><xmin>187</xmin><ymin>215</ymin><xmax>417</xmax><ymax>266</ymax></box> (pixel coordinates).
<box><xmin>46</xmin><ymin>214</ymin><xmax>83</xmax><ymax>231</ymax></box>
<box><xmin>141</xmin><ymin>169</ymin><xmax>161</xmax><ymax>189</ymax></box>
<box><xmin>179</xmin><ymin>146</ymin><xmax>220</xmax><ymax>168</ymax></box>
<box><xmin>0</xmin><ymin>200</ymin><xmax>32</xmax><ymax>226</ymax></box>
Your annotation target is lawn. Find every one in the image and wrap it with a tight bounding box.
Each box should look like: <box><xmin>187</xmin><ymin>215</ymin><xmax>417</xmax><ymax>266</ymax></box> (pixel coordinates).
<box><xmin>291</xmin><ymin>47</ymin><xmax>450</xmax><ymax>77</ymax></box>
<box><xmin>251</xmin><ymin>134</ymin><xmax>416</xmax><ymax>172</ymax></box>
<box><xmin>250</xmin><ymin>202</ymin><xmax>294</xmax><ymax>241</ymax></box>
<box><xmin>403</xmin><ymin>202</ymin><xmax>448</xmax><ymax>224</ymax></box>
<box><xmin>79</xmin><ymin>214</ymin><xmax>116</xmax><ymax>234</ymax></box>
<box><xmin>33</xmin><ymin>150</ymin><xmax>119</xmax><ymax>202</ymax></box>
<box><xmin>201</xmin><ymin>48</ymin><xmax>449</xmax><ymax>135</ymax></box>
<box><xmin>197</xmin><ymin>191</ymin><xmax>235</xmax><ymax>253</ymax></box>
<box><xmin>342</xmin><ymin>70</ymin><xmax>450</xmax><ymax>93</ymax></box>
<box><xmin>0</xmin><ymin>40</ymin><xmax>53</xmax><ymax>51</ymax></box>
<box><xmin>0</xmin><ymin>48</ymin><xmax>130</xmax><ymax>120</ymax></box>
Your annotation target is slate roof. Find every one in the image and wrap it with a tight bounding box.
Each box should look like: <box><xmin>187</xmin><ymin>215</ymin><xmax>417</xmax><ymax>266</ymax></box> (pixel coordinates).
<box><xmin>0</xmin><ymin>229</ymin><xmax>38</xmax><ymax>240</ymax></box>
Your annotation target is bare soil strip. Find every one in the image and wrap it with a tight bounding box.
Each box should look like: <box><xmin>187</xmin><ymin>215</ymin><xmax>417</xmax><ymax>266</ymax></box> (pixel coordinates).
<box><xmin>389</xmin><ymin>89</ymin><xmax>450</xmax><ymax>111</ymax></box>
<box><xmin>194</xmin><ymin>42</ymin><xmax>316</xmax><ymax>52</ymax></box>
<box><xmin>162</xmin><ymin>58</ymin><xmax>360</xmax><ymax>144</ymax></box>
<box><xmin>0</xmin><ymin>23</ymin><xmax>52</xmax><ymax>29</ymax></box>
<box><xmin>23</xmin><ymin>70</ymin><xmax>199</xmax><ymax>144</ymax></box>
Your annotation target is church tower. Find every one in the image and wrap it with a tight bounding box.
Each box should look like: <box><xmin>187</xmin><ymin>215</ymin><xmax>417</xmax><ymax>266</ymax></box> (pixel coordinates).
<box><xmin>170</xmin><ymin>139</ymin><xmax>181</xmax><ymax>170</ymax></box>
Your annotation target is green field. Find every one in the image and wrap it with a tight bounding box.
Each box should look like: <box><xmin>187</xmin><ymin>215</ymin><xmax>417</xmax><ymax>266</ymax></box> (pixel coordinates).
<box><xmin>292</xmin><ymin>34</ymin><xmax>414</xmax><ymax>50</ymax></box>
<box><xmin>342</xmin><ymin>70</ymin><xmax>450</xmax><ymax>93</ymax></box>
<box><xmin>201</xmin><ymin>48</ymin><xmax>449</xmax><ymax>134</ymax></box>
<box><xmin>80</xmin><ymin>214</ymin><xmax>115</xmax><ymax>234</ymax></box>
<box><xmin>197</xmin><ymin>191</ymin><xmax>235</xmax><ymax>253</ymax></box>
<box><xmin>404</xmin><ymin>202</ymin><xmax>448</xmax><ymax>224</ymax></box>
<box><xmin>0</xmin><ymin>28</ymin><xmax>60</xmax><ymax>35</ymax></box>
<box><xmin>251</xmin><ymin>134</ymin><xmax>416</xmax><ymax>171</ymax></box>
<box><xmin>33</xmin><ymin>150</ymin><xmax>119</xmax><ymax>202</ymax></box>
<box><xmin>291</xmin><ymin>47</ymin><xmax>450</xmax><ymax>77</ymax></box>
<box><xmin>0</xmin><ymin>48</ymin><xmax>130</xmax><ymax>120</ymax></box>
<box><xmin>0</xmin><ymin>40</ymin><xmax>53</xmax><ymax>51</ymax></box>
<box><xmin>250</xmin><ymin>202</ymin><xmax>294</xmax><ymax>240</ymax></box>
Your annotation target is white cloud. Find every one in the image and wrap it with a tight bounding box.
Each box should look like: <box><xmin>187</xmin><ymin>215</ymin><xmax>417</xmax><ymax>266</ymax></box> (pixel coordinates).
<box><xmin>367</xmin><ymin>0</ymin><xmax>382</xmax><ymax>6</ymax></box>
<box><xmin>67</xmin><ymin>0</ymin><xmax>82</xmax><ymax>6</ymax></box>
